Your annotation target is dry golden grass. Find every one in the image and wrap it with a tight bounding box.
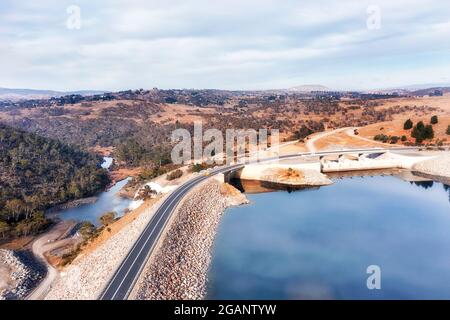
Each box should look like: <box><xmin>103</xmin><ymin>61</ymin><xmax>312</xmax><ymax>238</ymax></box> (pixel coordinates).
<box><xmin>313</xmin><ymin>131</ymin><xmax>384</xmax><ymax>150</ymax></box>
<box><xmin>358</xmin><ymin>116</ymin><xmax>450</xmax><ymax>145</ymax></box>
<box><xmin>277</xmin><ymin>168</ymin><xmax>304</xmax><ymax>180</ymax></box>
<box><xmin>109</xmin><ymin>167</ymin><xmax>142</xmax><ymax>183</ymax></box>
<box><xmin>278</xmin><ymin>142</ymin><xmax>307</xmax><ymax>154</ymax></box>
<box><xmin>374</xmin><ymin>94</ymin><xmax>450</xmax><ymax>114</ymax></box>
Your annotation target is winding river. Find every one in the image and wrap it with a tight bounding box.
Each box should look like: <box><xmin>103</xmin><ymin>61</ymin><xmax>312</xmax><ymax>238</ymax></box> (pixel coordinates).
<box><xmin>58</xmin><ymin>157</ymin><xmax>132</xmax><ymax>225</ymax></box>
<box><xmin>208</xmin><ymin>174</ymin><xmax>450</xmax><ymax>299</ymax></box>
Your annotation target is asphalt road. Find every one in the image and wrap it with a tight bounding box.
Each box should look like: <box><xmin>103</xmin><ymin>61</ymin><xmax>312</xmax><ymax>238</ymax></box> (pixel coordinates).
<box><xmin>100</xmin><ymin>146</ymin><xmax>424</xmax><ymax>300</ymax></box>
<box><xmin>99</xmin><ymin>163</ymin><xmax>243</xmax><ymax>300</ymax></box>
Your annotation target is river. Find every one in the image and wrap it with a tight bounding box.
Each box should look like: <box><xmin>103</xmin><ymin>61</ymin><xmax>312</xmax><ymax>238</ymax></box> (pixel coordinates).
<box><xmin>208</xmin><ymin>174</ymin><xmax>450</xmax><ymax>299</ymax></box>
<box><xmin>58</xmin><ymin>157</ymin><xmax>133</xmax><ymax>225</ymax></box>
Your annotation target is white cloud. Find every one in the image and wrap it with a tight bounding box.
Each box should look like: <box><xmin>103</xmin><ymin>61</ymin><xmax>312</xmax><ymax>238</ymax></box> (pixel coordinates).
<box><xmin>0</xmin><ymin>0</ymin><xmax>450</xmax><ymax>90</ymax></box>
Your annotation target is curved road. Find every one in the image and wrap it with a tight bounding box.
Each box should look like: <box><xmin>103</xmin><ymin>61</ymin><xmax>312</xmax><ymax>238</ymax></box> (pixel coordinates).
<box><xmin>100</xmin><ymin>163</ymin><xmax>244</xmax><ymax>300</ymax></box>
<box><xmin>100</xmin><ymin>147</ymin><xmax>424</xmax><ymax>300</ymax></box>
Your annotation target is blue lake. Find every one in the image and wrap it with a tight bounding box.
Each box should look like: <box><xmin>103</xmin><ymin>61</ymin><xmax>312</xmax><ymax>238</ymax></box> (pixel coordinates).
<box><xmin>207</xmin><ymin>175</ymin><xmax>450</xmax><ymax>299</ymax></box>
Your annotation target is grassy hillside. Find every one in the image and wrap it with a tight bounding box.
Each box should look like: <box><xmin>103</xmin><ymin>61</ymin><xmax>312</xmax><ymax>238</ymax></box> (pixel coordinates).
<box><xmin>0</xmin><ymin>124</ymin><xmax>110</xmax><ymax>239</ymax></box>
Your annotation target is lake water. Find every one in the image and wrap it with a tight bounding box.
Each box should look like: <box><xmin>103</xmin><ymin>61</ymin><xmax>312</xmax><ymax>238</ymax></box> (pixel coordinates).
<box><xmin>59</xmin><ymin>178</ymin><xmax>133</xmax><ymax>225</ymax></box>
<box><xmin>58</xmin><ymin>157</ymin><xmax>131</xmax><ymax>225</ymax></box>
<box><xmin>208</xmin><ymin>175</ymin><xmax>450</xmax><ymax>299</ymax></box>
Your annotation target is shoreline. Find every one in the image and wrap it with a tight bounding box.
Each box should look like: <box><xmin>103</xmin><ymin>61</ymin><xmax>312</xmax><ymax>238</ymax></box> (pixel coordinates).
<box><xmin>130</xmin><ymin>179</ymin><xmax>248</xmax><ymax>300</ymax></box>
<box><xmin>43</xmin><ymin>193</ymin><xmax>170</xmax><ymax>299</ymax></box>
<box><xmin>412</xmin><ymin>154</ymin><xmax>450</xmax><ymax>185</ymax></box>
<box><xmin>14</xmin><ymin>156</ymin><xmax>449</xmax><ymax>300</ymax></box>
<box><xmin>130</xmin><ymin>164</ymin><xmax>450</xmax><ymax>300</ymax></box>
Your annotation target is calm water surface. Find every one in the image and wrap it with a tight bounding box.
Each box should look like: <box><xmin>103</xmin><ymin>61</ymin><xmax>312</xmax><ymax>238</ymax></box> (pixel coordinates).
<box><xmin>59</xmin><ymin>178</ymin><xmax>132</xmax><ymax>225</ymax></box>
<box><xmin>208</xmin><ymin>176</ymin><xmax>450</xmax><ymax>299</ymax></box>
<box><xmin>58</xmin><ymin>157</ymin><xmax>131</xmax><ymax>225</ymax></box>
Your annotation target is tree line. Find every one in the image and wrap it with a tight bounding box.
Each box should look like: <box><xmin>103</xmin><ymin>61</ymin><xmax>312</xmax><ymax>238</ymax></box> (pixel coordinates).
<box><xmin>0</xmin><ymin>124</ymin><xmax>110</xmax><ymax>240</ymax></box>
<box><xmin>403</xmin><ymin>116</ymin><xmax>438</xmax><ymax>144</ymax></box>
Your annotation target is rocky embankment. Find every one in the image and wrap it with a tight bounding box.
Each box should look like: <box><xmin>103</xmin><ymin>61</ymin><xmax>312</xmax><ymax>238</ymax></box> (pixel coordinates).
<box><xmin>0</xmin><ymin>249</ymin><xmax>45</xmax><ymax>300</ymax></box>
<box><xmin>44</xmin><ymin>197</ymin><xmax>166</xmax><ymax>300</ymax></box>
<box><xmin>413</xmin><ymin>154</ymin><xmax>450</xmax><ymax>184</ymax></box>
<box><xmin>131</xmin><ymin>180</ymin><xmax>248</xmax><ymax>300</ymax></box>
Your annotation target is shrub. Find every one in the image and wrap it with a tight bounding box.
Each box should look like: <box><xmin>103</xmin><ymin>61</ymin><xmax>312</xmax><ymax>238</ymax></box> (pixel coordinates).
<box><xmin>137</xmin><ymin>185</ymin><xmax>157</xmax><ymax>200</ymax></box>
<box><xmin>374</xmin><ymin>134</ymin><xmax>389</xmax><ymax>143</ymax></box>
<box><xmin>431</xmin><ymin>115</ymin><xmax>438</xmax><ymax>124</ymax></box>
<box><xmin>166</xmin><ymin>169</ymin><xmax>183</xmax><ymax>181</ymax></box>
<box><xmin>401</xmin><ymin>135</ymin><xmax>407</xmax><ymax>142</ymax></box>
<box><xmin>390</xmin><ymin>136</ymin><xmax>400</xmax><ymax>144</ymax></box>
<box><xmin>403</xmin><ymin>119</ymin><xmax>413</xmax><ymax>130</ymax></box>
<box><xmin>447</xmin><ymin>125</ymin><xmax>450</xmax><ymax>135</ymax></box>
<box><xmin>99</xmin><ymin>211</ymin><xmax>116</xmax><ymax>226</ymax></box>
<box><xmin>61</xmin><ymin>244</ymin><xmax>82</xmax><ymax>266</ymax></box>
<box><xmin>78</xmin><ymin>222</ymin><xmax>96</xmax><ymax>240</ymax></box>
<box><xmin>191</xmin><ymin>162</ymin><xmax>212</xmax><ymax>173</ymax></box>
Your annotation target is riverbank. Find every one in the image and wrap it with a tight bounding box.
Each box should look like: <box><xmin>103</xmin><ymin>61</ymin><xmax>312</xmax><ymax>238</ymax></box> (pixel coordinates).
<box><xmin>43</xmin><ymin>195</ymin><xmax>166</xmax><ymax>299</ymax></box>
<box><xmin>47</xmin><ymin>197</ymin><xmax>98</xmax><ymax>214</ymax></box>
<box><xmin>130</xmin><ymin>179</ymin><xmax>248</xmax><ymax>300</ymax></box>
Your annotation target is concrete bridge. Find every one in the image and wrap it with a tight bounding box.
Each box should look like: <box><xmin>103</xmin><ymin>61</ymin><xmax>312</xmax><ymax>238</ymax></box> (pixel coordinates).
<box><xmin>229</xmin><ymin>146</ymin><xmax>442</xmax><ymax>181</ymax></box>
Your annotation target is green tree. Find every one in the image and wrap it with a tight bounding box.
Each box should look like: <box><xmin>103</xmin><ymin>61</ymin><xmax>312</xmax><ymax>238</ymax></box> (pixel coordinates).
<box><xmin>4</xmin><ymin>199</ymin><xmax>26</xmax><ymax>222</ymax></box>
<box><xmin>424</xmin><ymin>124</ymin><xmax>434</xmax><ymax>140</ymax></box>
<box><xmin>78</xmin><ymin>222</ymin><xmax>96</xmax><ymax>240</ymax></box>
<box><xmin>166</xmin><ymin>169</ymin><xmax>183</xmax><ymax>181</ymax></box>
<box><xmin>0</xmin><ymin>124</ymin><xmax>109</xmax><ymax>240</ymax></box>
<box><xmin>411</xmin><ymin>121</ymin><xmax>434</xmax><ymax>143</ymax></box>
<box><xmin>0</xmin><ymin>221</ymin><xmax>10</xmax><ymax>239</ymax></box>
<box><xmin>446</xmin><ymin>125</ymin><xmax>450</xmax><ymax>135</ymax></box>
<box><xmin>403</xmin><ymin>119</ymin><xmax>413</xmax><ymax>130</ymax></box>
<box><xmin>431</xmin><ymin>115</ymin><xmax>438</xmax><ymax>124</ymax></box>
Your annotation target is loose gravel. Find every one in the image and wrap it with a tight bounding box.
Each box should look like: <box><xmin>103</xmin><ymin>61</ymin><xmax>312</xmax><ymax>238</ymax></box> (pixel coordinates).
<box><xmin>0</xmin><ymin>249</ymin><xmax>45</xmax><ymax>300</ymax></box>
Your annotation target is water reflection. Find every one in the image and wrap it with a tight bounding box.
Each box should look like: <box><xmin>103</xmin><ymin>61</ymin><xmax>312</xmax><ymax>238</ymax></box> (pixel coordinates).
<box><xmin>209</xmin><ymin>175</ymin><xmax>450</xmax><ymax>299</ymax></box>
<box><xmin>444</xmin><ymin>184</ymin><xmax>450</xmax><ymax>202</ymax></box>
<box><xmin>412</xmin><ymin>181</ymin><xmax>434</xmax><ymax>189</ymax></box>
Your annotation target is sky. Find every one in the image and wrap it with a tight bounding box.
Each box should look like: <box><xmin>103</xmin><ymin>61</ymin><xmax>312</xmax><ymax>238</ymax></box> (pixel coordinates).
<box><xmin>1</xmin><ymin>0</ymin><xmax>450</xmax><ymax>91</ymax></box>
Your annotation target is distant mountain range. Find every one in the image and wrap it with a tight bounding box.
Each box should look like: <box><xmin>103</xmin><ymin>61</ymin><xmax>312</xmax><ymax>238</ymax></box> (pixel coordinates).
<box><xmin>287</xmin><ymin>85</ymin><xmax>331</xmax><ymax>92</ymax></box>
<box><xmin>367</xmin><ymin>83</ymin><xmax>450</xmax><ymax>94</ymax></box>
<box><xmin>0</xmin><ymin>87</ymin><xmax>107</xmax><ymax>101</ymax></box>
<box><xmin>1</xmin><ymin>83</ymin><xmax>449</xmax><ymax>102</ymax></box>
<box><xmin>409</xmin><ymin>86</ymin><xmax>450</xmax><ymax>96</ymax></box>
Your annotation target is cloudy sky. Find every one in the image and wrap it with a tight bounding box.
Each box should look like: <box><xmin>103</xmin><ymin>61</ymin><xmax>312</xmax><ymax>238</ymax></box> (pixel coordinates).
<box><xmin>1</xmin><ymin>0</ymin><xmax>450</xmax><ymax>91</ymax></box>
